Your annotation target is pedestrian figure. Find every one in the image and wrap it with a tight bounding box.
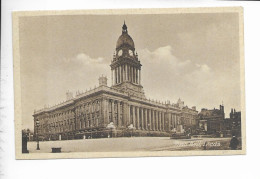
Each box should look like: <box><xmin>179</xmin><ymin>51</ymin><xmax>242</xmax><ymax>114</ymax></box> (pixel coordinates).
<box><xmin>22</xmin><ymin>132</ymin><xmax>29</xmax><ymax>153</ymax></box>
<box><xmin>230</xmin><ymin>135</ymin><xmax>239</xmax><ymax>150</ymax></box>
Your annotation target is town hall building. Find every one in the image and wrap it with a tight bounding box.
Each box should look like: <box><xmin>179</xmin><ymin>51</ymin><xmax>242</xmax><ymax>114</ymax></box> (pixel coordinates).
<box><xmin>33</xmin><ymin>22</ymin><xmax>198</xmax><ymax>140</ymax></box>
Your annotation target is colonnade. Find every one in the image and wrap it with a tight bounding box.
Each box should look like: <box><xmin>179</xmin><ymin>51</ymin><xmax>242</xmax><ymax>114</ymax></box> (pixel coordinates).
<box><xmin>130</xmin><ymin>106</ymin><xmax>169</xmax><ymax>131</ymax></box>
<box><xmin>107</xmin><ymin>100</ymin><xmax>179</xmax><ymax>131</ymax></box>
<box><xmin>111</xmin><ymin>64</ymin><xmax>141</xmax><ymax>85</ymax></box>
<box><xmin>107</xmin><ymin>99</ymin><xmax>125</xmax><ymax>127</ymax></box>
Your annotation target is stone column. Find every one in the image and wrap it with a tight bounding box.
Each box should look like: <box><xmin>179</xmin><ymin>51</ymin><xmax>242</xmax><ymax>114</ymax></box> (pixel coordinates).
<box><xmin>116</xmin><ymin>67</ymin><xmax>118</xmax><ymax>84</ymax></box>
<box><xmin>75</xmin><ymin>109</ymin><xmax>78</xmax><ymax>130</ymax></box>
<box><xmin>145</xmin><ymin>109</ymin><xmax>148</xmax><ymax>130</ymax></box>
<box><xmin>121</xmin><ymin>102</ymin><xmax>125</xmax><ymax>126</ymax></box>
<box><xmin>131</xmin><ymin>66</ymin><xmax>134</xmax><ymax>83</ymax></box>
<box><xmin>129</xmin><ymin>66</ymin><xmax>131</xmax><ymax>82</ymax></box>
<box><xmin>89</xmin><ymin>109</ymin><xmax>92</xmax><ymax>128</ymax></box>
<box><xmin>125</xmin><ymin>65</ymin><xmax>127</xmax><ymax>82</ymax></box>
<box><xmin>115</xmin><ymin>68</ymin><xmax>117</xmax><ymax>84</ymax></box>
<box><xmin>158</xmin><ymin>111</ymin><xmax>161</xmax><ymax>131</ymax></box>
<box><xmin>152</xmin><ymin>110</ymin><xmax>155</xmax><ymax>131</ymax></box>
<box><xmin>122</xmin><ymin>65</ymin><xmax>124</xmax><ymax>82</ymax></box>
<box><xmin>102</xmin><ymin>99</ymin><xmax>106</xmax><ymax>127</ymax></box>
<box><xmin>118</xmin><ymin>66</ymin><xmax>120</xmax><ymax>83</ymax></box>
<box><xmin>124</xmin><ymin>65</ymin><xmax>126</xmax><ymax>81</ymax></box>
<box><xmin>174</xmin><ymin>114</ymin><xmax>177</xmax><ymax>129</ymax></box>
<box><xmin>132</xmin><ymin>106</ymin><xmax>136</xmax><ymax>127</ymax></box>
<box><xmin>136</xmin><ymin>68</ymin><xmax>138</xmax><ymax>84</ymax></box>
<box><xmin>162</xmin><ymin>112</ymin><xmax>165</xmax><ymax>131</ymax></box>
<box><xmin>130</xmin><ymin>66</ymin><xmax>131</xmax><ymax>82</ymax></box>
<box><xmin>125</xmin><ymin>64</ymin><xmax>127</xmax><ymax>82</ymax></box>
<box><xmin>133</xmin><ymin>67</ymin><xmax>134</xmax><ymax>83</ymax></box>
<box><xmin>127</xmin><ymin>65</ymin><xmax>129</xmax><ymax>81</ymax></box>
<box><xmin>136</xmin><ymin>68</ymin><xmax>139</xmax><ymax>84</ymax></box>
<box><xmin>118</xmin><ymin>102</ymin><xmax>121</xmax><ymax>127</ymax></box>
<box><xmin>150</xmin><ymin>110</ymin><xmax>153</xmax><ymax>130</ymax></box>
<box><xmin>157</xmin><ymin>111</ymin><xmax>160</xmax><ymax>131</ymax></box>
<box><xmin>156</xmin><ymin>111</ymin><xmax>159</xmax><ymax>131</ymax></box>
<box><xmin>122</xmin><ymin>65</ymin><xmax>124</xmax><ymax>83</ymax></box>
<box><xmin>132</xmin><ymin>67</ymin><xmax>134</xmax><ymax>83</ymax></box>
<box><xmin>122</xmin><ymin>102</ymin><xmax>128</xmax><ymax>127</ymax></box>
<box><xmin>133</xmin><ymin>67</ymin><xmax>135</xmax><ymax>83</ymax></box>
<box><xmin>117</xmin><ymin>67</ymin><xmax>119</xmax><ymax>83</ymax></box>
<box><xmin>139</xmin><ymin>69</ymin><xmax>141</xmax><ymax>84</ymax></box>
<box><xmin>126</xmin><ymin>64</ymin><xmax>129</xmax><ymax>81</ymax></box>
<box><xmin>136</xmin><ymin>107</ymin><xmax>140</xmax><ymax>129</ymax></box>
<box><xmin>113</xmin><ymin>68</ymin><xmax>116</xmax><ymax>85</ymax></box>
<box><xmin>172</xmin><ymin>114</ymin><xmax>175</xmax><ymax>129</ymax></box>
<box><xmin>119</xmin><ymin>66</ymin><xmax>121</xmax><ymax>83</ymax></box>
<box><xmin>111</xmin><ymin>100</ymin><xmax>114</xmax><ymax>124</ymax></box>
<box><xmin>114</xmin><ymin>68</ymin><xmax>116</xmax><ymax>84</ymax></box>
<box><xmin>168</xmin><ymin>113</ymin><xmax>171</xmax><ymax>131</ymax></box>
<box><xmin>127</xmin><ymin>103</ymin><xmax>130</xmax><ymax>126</ymax></box>
<box><xmin>140</xmin><ymin>108</ymin><xmax>144</xmax><ymax>130</ymax></box>
<box><xmin>153</xmin><ymin>111</ymin><xmax>156</xmax><ymax>131</ymax></box>
<box><xmin>139</xmin><ymin>69</ymin><xmax>140</xmax><ymax>84</ymax></box>
<box><xmin>154</xmin><ymin>111</ymin><xmax>158</xmax><ymax>131</ymax></box>
<box><xmin>149</xmin><ymin>109</ymin><xmax>152</xmax><ymax>130</ymax></box>
<box><xmin>120</xmin><ymin>65</ymin><xmax>124</xmax><ymax>83</ymax></box>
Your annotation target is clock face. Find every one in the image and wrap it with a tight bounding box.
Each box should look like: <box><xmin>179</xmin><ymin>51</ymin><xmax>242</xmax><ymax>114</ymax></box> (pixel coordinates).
<box><xmin>118</xmin><ymin>50</ymin><xmax>123</xmax><ymax>56</ymax></box>
<box><xmin>129</xmin><ymin>50</ymin><xmax>134</xmax><ymax>56</ymax></box>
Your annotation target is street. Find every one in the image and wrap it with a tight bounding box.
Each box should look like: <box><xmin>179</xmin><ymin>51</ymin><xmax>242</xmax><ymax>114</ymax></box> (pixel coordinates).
<box><xmin>27</xmin><ymin>137</ymin><xmax>238</xmax><ymax>153</ymax></box>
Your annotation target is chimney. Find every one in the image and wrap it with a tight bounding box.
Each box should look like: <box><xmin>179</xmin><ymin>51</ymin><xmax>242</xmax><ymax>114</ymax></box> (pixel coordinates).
<box><xmin>99</xmin><ymin>75</ymin><xmax>108</xmax><ymax>86</ymax></box>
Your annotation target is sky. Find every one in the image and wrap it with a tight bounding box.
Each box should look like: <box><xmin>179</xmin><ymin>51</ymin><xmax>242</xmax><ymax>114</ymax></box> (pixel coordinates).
<box><xmin>19</xmin><ymin>13</ymin><xmax>241</xmax><ymax>130</ymax></box>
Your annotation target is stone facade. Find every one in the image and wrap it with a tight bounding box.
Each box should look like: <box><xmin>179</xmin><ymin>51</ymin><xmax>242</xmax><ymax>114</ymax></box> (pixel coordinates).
<box><xmin>198</xmin><ymin>105</ymin><xmax>225</xmax><ymax>135</ymax></box>
<box><xmin>33</xmin><ymin>22</ymin><xmax>198</xmax><ymax>140</ymax></box>
<box><xmin>176</xmin><ymin>99</ymin><xmax>199</xmax><ymax>133</ymax></box>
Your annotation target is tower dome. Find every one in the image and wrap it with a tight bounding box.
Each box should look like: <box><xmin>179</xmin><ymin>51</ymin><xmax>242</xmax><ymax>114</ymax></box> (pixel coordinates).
<box><xmin>116</xmin><ymin>22</ymin><xmax>135</xmax><ymax>49</ymax></box>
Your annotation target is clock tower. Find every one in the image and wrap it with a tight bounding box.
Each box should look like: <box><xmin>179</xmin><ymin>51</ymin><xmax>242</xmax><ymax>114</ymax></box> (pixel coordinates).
<box><xmin>110</xmin><ymin>22</ymin><xmax>145</xmax><ymax>99</ymax></box>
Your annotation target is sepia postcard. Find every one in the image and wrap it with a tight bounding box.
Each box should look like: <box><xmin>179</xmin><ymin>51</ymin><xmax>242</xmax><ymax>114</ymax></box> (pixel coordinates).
<box><xmin>13</xmin><ymin>7</ymin><xmax>246</xmax><ymax>159</ymax></box>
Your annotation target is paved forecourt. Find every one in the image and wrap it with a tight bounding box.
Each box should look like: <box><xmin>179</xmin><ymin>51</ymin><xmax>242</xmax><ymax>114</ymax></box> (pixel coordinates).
<box><xmin>27</xmin><ymin>137</ymin><xmax>234</xmax><ymax>153</ymax></box>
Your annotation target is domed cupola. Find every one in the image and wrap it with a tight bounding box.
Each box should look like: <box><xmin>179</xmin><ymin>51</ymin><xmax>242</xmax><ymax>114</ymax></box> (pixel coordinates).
<box><xmin>116</xmin><ymin>21</ymin><xmax>135</xmax><ymax>50</ymax></box>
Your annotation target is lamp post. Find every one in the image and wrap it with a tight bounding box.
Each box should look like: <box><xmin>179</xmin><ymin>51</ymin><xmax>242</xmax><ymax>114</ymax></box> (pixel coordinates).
<box><xmin>36</xmin><ymin>120</ymin><xmax>40</xmax><ymax>150</ymax></box>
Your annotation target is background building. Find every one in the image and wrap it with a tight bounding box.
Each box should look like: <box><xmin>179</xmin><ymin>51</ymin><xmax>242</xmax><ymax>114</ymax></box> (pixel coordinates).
<box><xmin>198</xmin><ymin>105</ymin><xmax>225</xmax><ymax>136</ymax></box>
<box><xmin>198</xmin><ymin>105</ymin><xmax>242</xmax><ymax>137</ymax></box>
<box><xmin>176</xmin><ymin>99</ymin><xmax>199</xmax><ymax>134</ymax></box>
<box><xmin>224</xmin><ymin>108</ymin><xmax>242</xmax><ymax>137</ymax></box>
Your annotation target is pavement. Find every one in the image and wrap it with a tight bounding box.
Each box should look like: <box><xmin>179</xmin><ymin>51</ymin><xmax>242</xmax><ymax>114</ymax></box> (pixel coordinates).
<box><xmin>27</xmin><ymin>137</ymin><xmax>237</xmax><ymax>153</ymax></box>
